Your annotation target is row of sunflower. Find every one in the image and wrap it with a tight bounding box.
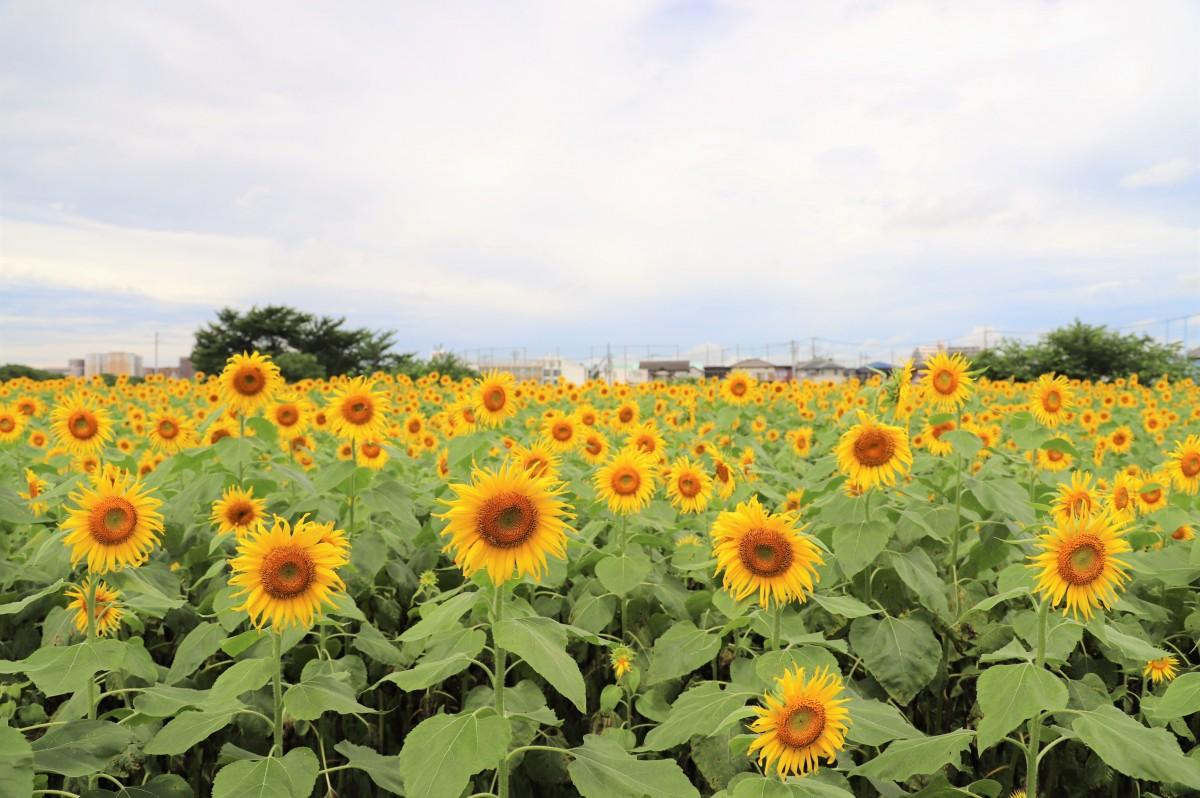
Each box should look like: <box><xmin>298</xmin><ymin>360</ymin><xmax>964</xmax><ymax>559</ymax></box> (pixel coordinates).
<box><xmin>0</xmin><ymin>350</ymin><xmax>1197</xmax><ymax>797</ymax></box>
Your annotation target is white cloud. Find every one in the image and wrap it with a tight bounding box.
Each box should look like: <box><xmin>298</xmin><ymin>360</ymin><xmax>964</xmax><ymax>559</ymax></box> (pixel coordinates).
<box><xmin>1121</xmin><ymin>158</ymin><xmax>1196</xmax><ymax>188</ymax></box>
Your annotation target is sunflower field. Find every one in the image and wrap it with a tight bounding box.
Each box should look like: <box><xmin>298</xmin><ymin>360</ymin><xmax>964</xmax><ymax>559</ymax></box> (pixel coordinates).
<box><xmin>0</xmin><ymin>353</ymin><xmax>1198</xmax><ymax>798</ymax></box>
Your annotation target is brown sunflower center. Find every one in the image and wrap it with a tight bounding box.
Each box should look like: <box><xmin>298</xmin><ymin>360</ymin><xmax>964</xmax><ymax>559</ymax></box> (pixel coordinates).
<box><xmin>853</xmin><ymin>428</ymin><xmax>896</xmax><ymax>467</ymax></box>
<box><xmin>276</xmin><ymin>406</ymin><xmax>298</xmax><ymax>426</ymax></box>
<box><xmin>1181</xmin><ymin>453</ymin><xmax>1200</xmax><ymax>478</ymax></box>
<box><xmin>483</xmin><ymin>387</ymin><xmax>507</xmax><ymax>412</ymax></box>
<box><xmin>157</xmin><ymin>419</ymin><xmax>179</xmax><ymax>439</ymax></box>
<box><xmin>226</xmin><ymin>500</ymin><xmax>256</xmax><ymax>526</ymax></box>
<box><xmin>677</xmin><ymin>473</ymin><xmax>701</xmax><ymax>498</ymax></box>
<box><xmin>211</xmin><ymin>428</ymin><xmax>232</xmax><ymax>443</ymax></box>
<box><xmin>777</xmin><ymin>700</ymin><xmax>827</xmax><ymax>748</ymax></box>
<box><xmin>737</xmin><ymin>528</ymin><xmax>794</xmax><ymax>577</ymax></box>
<box><xmin>1046</xmin><ymin>449</ymin><xmax>1064</xmax><ymax>462</ymax></box>
<box><xmin>361</xmin><ymin>442</ymin><xmax>382</xmax><ymax>458</ymax></box>
<box><xmin>1056</xmin><ymin>534</ymin><xmax>1106</xmax><ymax>586</ymax></box>
<box><xmin>1140</xmin><ymin>487</ymin><xmax>1162</xmax><ymax>503</ymax></box>
<box><xmin>552</xmin><ymin>422</ymin><xmax>573</xmax><ymax>442</ymax></box>
<box><xmin>1112</xmin><ymin>432</ymin><xmax>1127</xmax><ymax>446</ymax></box>
<box><xmin>0</xmin><ymin>416</ymin><xmax>14</xmax><ymax>433</ymax></box>
<box><xmin>618</xmin><ymin>407</ymin><xmax>634</xmax><ymax>423</ymax></box>
<box><xmin>1113</xmin><ymin>486</ymin><xmax>1129</xmax><ymax>510</ymax></box>
<box><xmin>88</xmin><ymin>497</ymin><xmax>138</xmax><ymax>545</ymax></box>
<box><xmin>233</xmin><ymin>365</ymin><xmax>266</xmax><ymax>397</ymax></box>
<box><xmin>260</xmin><ymin>546</ymin><xmax>316</xmax><ymax>598</ymax></box>
<box><xmin>730</xmin><ymin>380</ymin><xmax>747</xmax><ymax>397</ymax></box>
<box><xmin>477</xmin><ymin>492</ymin><xmax>539</xmax><ymax>548</ymax></box>
<box><xmin>715</xmin><ymin>462</ymin><xmax>731</xmax><ymax>482</ymax></box>
<box><xmin>342</xmin><ymin>395</ymin><xmax>374</xmax><ymax>425</ymax></box>
<box><xmin>932</xmin><ymin>369</ymin><xmax>958</xmax><ymax>395</ymax></box>
<box><xmin>68</xmin><ymin>410</ymin><xmax>99</xmax><ymax>440</ymax></box>
<box><xmin>611</xmin><ymin>466</ymin><xmax>641</xmax><ymax>496</ymax></box>
<box><xmin>1043</xmin><ymin>390</ymin><xmax>1062</xmax><ymax>412</ymax></box>
<box><xmin>585</xmin><ymin>437</ymin><xmax>603</xmax><ymax>455</ymax></box>
<box><xmin>1173</xmin><ymin>526</ymin><xmax>1190</xmax><ymax>540</ymax></box>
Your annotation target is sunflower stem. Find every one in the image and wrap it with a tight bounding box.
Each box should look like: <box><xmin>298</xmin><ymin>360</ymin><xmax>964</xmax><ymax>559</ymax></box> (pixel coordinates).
<box><xmin>1025</xmin><ymin>596</ymin><xmax>1050</xmax><ymax>798</ymax></box>
<box><xmin>492</xmin><ymin>583</ymin><xmax>510</xmax><ymax>798</ymax></box>
<box><xmin>85</xmin><ymin>576</ymin><xmax>98</xmax><ymax>791</ymax></box>
<box><xmin>238</xmin><ymin>414</ymin><xmax>246</xmax><ymax>486</ymax></box>
<box><xmin>349</xmin><ymin>440</ymin><xmax>357</xmax><ymax>536</ymax></box>
<box><xmin>272</xmin><ymin>630</ymin><xmax>284</xmax><ymax>756</ymax></box>
<box><xmin>771</xmin><ymin>603</ymin><xmax>782</xmax><ymax>651</ymax></box>
<box><xmin>947</xmin><ymin>406</ymin><xmax>964</xmax><ymax>618</ymax></box>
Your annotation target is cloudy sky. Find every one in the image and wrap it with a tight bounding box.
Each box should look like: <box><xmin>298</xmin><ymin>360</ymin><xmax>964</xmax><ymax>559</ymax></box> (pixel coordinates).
<box><xmin>1</xmin><ymin>0</ymin><xmax>1198</xmax><ymax>368</ymax></box>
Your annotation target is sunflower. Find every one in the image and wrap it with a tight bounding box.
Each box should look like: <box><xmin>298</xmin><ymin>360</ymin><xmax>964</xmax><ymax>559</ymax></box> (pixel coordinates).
<box><xmin>836</xmin><ymin>412</ymin><xmax>912</xmax><ymax>490</ymax></box>
<box><xmin>594</xmin><ymin>448</ymin><xmax>658</xmax><ymax>515</ymax></box>
<box><xmin>786</xmin><ymin>427</ymin><xmax>813</xmax><ymax>458</ymax></box>
<box><xmin>62</xmin><ymin>469</ymin><xmax>164</xmax><ymax>573</ymax></box>
<box><xmin>1029</xmin><ymin>509</ymin><xmax>1131</xmax><ymax>620</ymax></box>
<box><xmin>580</xmin><ymin>430</ymin><xmax>610</xmax><ymax>465</ymax></box>
<box><xmin>328</xmin><ymin>376</ymin><xmax>390</xmax><ymax>443</ymax></box>
<box><xmin>664</xmin><ymin>456</ymin><xmax>713</xmax><ymax>514</ymax></box>
<box><xmin>1036</xmin><ymin>439</ymin><xmax>1073</xmax><ymax>472</ymax></box>
<box><xmin>211</xmin><ymin>484</ymin><xmax>267</xmax><ymax>539</ymax></box>
<box><xmin>712</xmin><ymin>456</ymin><xmax>737</xmax><ymax>499</ymax></box>
<box><xmin>1030</xmin><ymin>373</ymin><xmax>1073</xmax><ymax>427</ymax></box>
<box><xmin>0</xmin><ymin>405</ymin><xmax>25</xmax><ymax>443</ymax></box>
<box><xmin>309</xmin><ymin>519</ymin><xmax>351</xmax><ymax>562</ymax></box>
<box><xmin>219</xmin><ymin>352</ymin><xmax>283</xmax><ymax>417</ymax></box>
<box><xmin>626</xmin><ymin>422</ymin><xmax>666</xmax><ymax>459</ymax></box>
<box><xmin>1165</xmin><ymin>435</ymin><xmax>1200</xmax><ymax>495</ymax></box>
<box><xmin>437</xmin><ymin>461</ymin><xmax>572</xmax><ymax>585</ymax></box>
<box><xmin>356</xmin><ymin>440</ymin><xmax>390</xmax><ymax>470</ymax></box>
<box><xmin>1107</xmin><ymin>471</ymin><xmax>1138</xmax><ymax>521</ymax></box>
<box><xmin>920</xmin><ymin>352</ymin><xmax>973</xmax><ymax>410</ymax></box>
<box><xmin>711</xmin><ymin>496</ymin><xmax>822</xmax><ymax>607</ymax></box>
<box><xmin>748</xmin><ymin>665</ymin><xmax>850</xmax><ymax>778</ymax></box>
<box><xmin>782</xmin><ymin>488</ymin><xmax>806</xmax><ymax>513</ymax></box>
<box><xmin>1144</xmin><ymin>655</ymin><xmax>1179</xmax><ymax>684</ymax></box>
<box><xmin>474</xmin><ymin>370</ymin><xmax>518</xmax><ymax>427</ymax></box>
<box><xmin>509</xmin><ymin>439</ymin><xmax>561</xmax><ymax>479</ymax></box>
<box><xmin>228</xmin><ymin>516</ymin><xmax>349</xmax><ymax>630</ymax></box>
<box><xmin>921</xmin><ymin>417</ymin><xmax>957</xmax><ymax>457</ymax></box>
<box><xmin>721</xmin><ymin>370</ymin><xmax>757</xmax><ymax>405</ymax></box>
<box><xmin>1052</xmin><ymin>471</ymin><xmax>1100</xmax><ymax>524</ymax></box>
<box><xmin>50</xmin><ymin>397</ymin><xmax>112</xmax><ymax>456</ymax></box>
<box><xmin>1108</xmin><ymin>425</ymin><xmax>1133</xmax><ymax>453</ymax></box>
<box><xmin>148</xmin><ymin>412</ymin><xmax>193</xmax><ymax>454</ymax></box>
<box><xmin>18</xmin><ymin>468</ymin><xmax>49</xmax><ymax>517</ymax></box>
<box><xmin>269</xmin><ymin>397</ymin><xmax>308</xmax><ymax>436</ymax></box>
<box><xmin>1136</xmin><ymin>471</ymin><xmax>1169</xmax><ymax>513</ymax></box>
<box><xmin>1171</xmin><ymin>524</ymin><xmax>1195</xmax><ymax>542</ymax></box>
<box><xmin>613</xmin><ymin>401</ymin><xmax>640</xmax><ymax>430</ymax></box>
<box><xmin>65</xmin><ymin>578</ymin><xmax>124</xmax><ymax>636</ymax></box>
<box><xmin>611</xmin><ymin>646</ymin><xmax>634</xmax><ymax>681</ymax></box>
<box><xmin>542</xmin><ymin>412</ymin><xmax>581</xmax><ymax>452</ymax></box>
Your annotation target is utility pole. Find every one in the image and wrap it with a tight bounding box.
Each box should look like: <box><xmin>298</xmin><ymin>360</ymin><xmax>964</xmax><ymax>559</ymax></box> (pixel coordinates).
<box><xmin>810</xmin><ymin>337</ymin><xmax>816</xmax><ymax>360</ymax></box>
<box><xmin>154</xmin><ymin>331</ymin><xmax>159</xmax><ymax>373</ymax></box>
<box><xmin>790</xmin><ymin>340</ymin><xmax>797</xmax><ymax>381</ymax></box>
<box><xmin>983</xmin><ymin>328</ymin><xmax>988</xmax><ymax>351</ymax></box>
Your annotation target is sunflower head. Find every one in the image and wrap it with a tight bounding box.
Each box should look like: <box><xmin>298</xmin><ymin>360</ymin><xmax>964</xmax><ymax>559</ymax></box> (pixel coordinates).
<box><xmin>748</xmin><ymin>665</ymin><xmax>850</xmax><ymax>778</ymax></box>
<box><xmin>610</xmin><ymin>646</ymin><xmax>635</xmax><ymax>681</ymax></box>
<box><xmin>1029</xmin><ymin>509</ymin><xmax>1131</xmax><ymax>620</ymax></box>
<box><xmin>219</xmin><ymin>352</ymin><xmax>283</xmax><ymax>416</ymax></box>
<box><xmin>920</xmin><ymin>352</ymin><xmax>974</xmax><ymax>410</ymax></box>
<box><xmin>328</xmin><ymin>376</ymin><xmax>391</xmax><ymax>443</ymax></box>
<box><xmin>62</xmin><ymin>468</ymin><xmax>164</xmax><ymax>573</ymax></box>
<box><xmin>475</xmin><ymin>371</ymin><xmax>518</xmax><ymax>427</ymax></box>
<box><xmin>1144</xmin><ymin>655</ymin><xmax>1179</xmax><ymax>684</ymax></box>
<box><xmin>835</xmin><ymin>411</ymin><xmax>913</xmax><ymax>490</ymax></box>
<box><xmin>593</xmin><ymin>448</ymin><xmax>658</xmax><ymax>515</ymax></box>
<box><xmin>65</xmin><ymin>578</ymin><xmax>123</xmax><ymax>636</ymax></box>
<box><xmin>1052</xmin><ymin>470</ymin><xmax>1100</xmax><ymax>524</ymax></box>
<box><xmin>211</xmin><ymin>484</ymin><xmax>267</xmax><ymax>538</ymax></box>
<box><xmin>50</xmin><ymin>397</ymin><xmax>112</xmax><ymax>456</ymax></box>
<box><xmin>721</xmin><ymin>370</ymin><xmax>757</xmax><ymax>405</ymax></box>
<box><xmin>1030</xmin><ymin>373</ymin><xmax>1073</xmax><ymax>427</ymax></box>
<box><xmin>0</xmin><ymin>405</ymin><xmax>26</xmax><ymax>443</ymax></box>
<box><xmin>711</xmin><ymin>496</ymin><xmax>823</xmax><ymax>607</ymax></box>
<box><xmin>664</xmin><ymin>456</ymin><xmax>713</xmax><ymax>514</ymax></box>
<box><xmin>1166</xmin><ymin>435</ymin><xmax>1200</xmax><ymax>495</ymax></box>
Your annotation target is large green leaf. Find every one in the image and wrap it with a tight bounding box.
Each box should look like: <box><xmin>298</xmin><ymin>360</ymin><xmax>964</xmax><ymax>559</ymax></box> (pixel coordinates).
<box><xmin>844</xmin><ymin>698</ymin><xmax>924</xmax><ymax>746</ymax></box>
<box><xmin>0</xmin><ymin>638</ymin><xmax>127</xmax><ymax>696</ymax></box>
<box><xmin>731</xmin><ymin>775</ymin><xmax>854</xmax><ymax>797</ymax></box>
<box><xmin>398</xmin><ymin>591</ymin><xmax>480</xmax><ymax>642</ymax></box>
<box><xmin>144</xmin><ymin>708</ymin><xmax>240</xmax><ymax>755</ymax></box>
<box><xmin>333</xmin><ymin>740</ymin><xmax>405</xmax><ymax>795</ymax></box>
<box><xmin>1090</xmin><ymin>624</ymin><xmax>1172</xmax><ymax>663</ymax></box>
<box><xmin>494</xmin><ymin>616</ymin><xmax>586</xmax><ymax>711</ymax></box>
<box><xmin>642</xmin><ymin>681</ymin><xmax>756</xmax><ymax>751</ymax></box>
<box><xmin>379</xmin><ymin>653</ymin><xmax>474</xmax><ymax>692</ymax></box>
<box><xmin>567</xmin><ymin>734</ymin><xmax>699</xmax><ymax>798</ymax></box>
<box><xmin>831</xmin><ymin>520</ymin><xmax>890</xmax><ymax>578</ymax></box>
<box><xmin>165</xmin><ymin>621</ymin><xmax>227</xmax><ymax>684</ymax></box>
<box><xmin>212</xmin><ymin>747</ymin><xmax>319</xmax><ymax>798</ymax></box>
<box><xmin>810</xmin><ymin>593</ymin><xmax>879</xmax><ymax>619</ymax></box>
<box><xmin>887</xmin><ymin>548</ymin><xmax>950</xmax><ymax>620</ymax></box>
<box><xmin>30</xmin><ymin>719</ymin><xmax>133</xmax><ymax>777</ymax></box>
<box><xmin>645</xmin><ymin>620</ymin><xmax>722</xmax><ymax>686</ymax></box>
<box><xmin>210</xmin><ymin>658</ymin><xmax>275</xmax><ymax>702</ymax></box>
<box><xmin>0</xmin><ymin>724</ymin><xmax>34</xmax><ymax>798</ymax></box>
<box><xmin>1071</xmin><ymin>705</ymin><xmax>1200</xmax><ymax>788</ymax></box>
<box><xmin>975</xmin><ymin>663</ymin><xmax>1067</xmax><ymax>752</ymax></box>
<box><xmin>0</xmin><ymin>579</ymin><xmax>64</xmax><ymax>616</ymax></box>
<box><xmin>848</xmin><ymin>615</ymin><xmax>940</xmax><ymax>704</ymax></box>
<box><xmin>283</xmin><ymin>672</ymin><xmax>371</xmax><ymax>720</ymax></box>
<box><xmin>852</xmin><ymin>730</ymin><xmax>975</xmax><ymax>781</ymax></box>
<box><xmin>596</xmin><ymin>550</ymin><xmax>653</xmax><ymax>596</ymax></box>
<box><xmin>1148</xmin><ymin>671</ymin><xmax>1200</xmax><ymax>720</ymax></box>
<box><xmin>397</xmin><ymin>710</ymin><xmax>511</xmax><ymax>798</ymax></box>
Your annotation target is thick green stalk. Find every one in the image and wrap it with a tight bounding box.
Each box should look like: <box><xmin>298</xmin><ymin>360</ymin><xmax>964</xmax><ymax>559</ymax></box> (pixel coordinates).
<box><xmin>947</xmin><ymin>407</ymin><xmax>964</xmax><ymax>617</ymax></box>
<box><xmin>86</xmin><ymin>577</ymin><xmax>98</xmax><ymax>790</ymax></box>
<box><xmin>238</xmin><ymin>414</ymin><xmax>246</xmax><ymax>486</ymax></box>
<box><xmin>771</xmin><ymin>604</ymin><xmax>783</xmax><ymax>651</ymax></box>
<box><xmin>492</xmin><ymin>585</ymin><xmax>509</xmax><ymax>798</ymax></box>
<box><xmin>348</xmin><ymin>440</ymin><xmax>357</xmax><ymax>536</ymax></box>
<box><xmin>1025</xmin><ymin>597</ymin><xmax>1050</xmax><ymax>798</ymax></box>
<box><xmin>272</xmin><ymin>630</ymin><xmax>284</xmax><ymax>756</ymax></box>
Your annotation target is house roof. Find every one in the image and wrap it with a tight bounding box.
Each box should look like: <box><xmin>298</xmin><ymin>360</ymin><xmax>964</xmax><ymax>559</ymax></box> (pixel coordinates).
<box><xmin>639</xmin><ymin>360</ymin><xmax>691</xmax><ymax>371</ymax></box>
<box><xmin>731</xmin><ymin>358</ymin><xmax>780</xmax><ymax>369</ymax></box>
<box><xmin>795</xmin><ymin>358</ymin><xmax>843</xmax><ymax>370</ymax></box>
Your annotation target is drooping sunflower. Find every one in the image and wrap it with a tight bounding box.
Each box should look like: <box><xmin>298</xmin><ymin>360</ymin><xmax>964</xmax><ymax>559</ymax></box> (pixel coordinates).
<box><xmin>1107</xmin><ymin>471</ymin><xmax>1138</xmax><ymax>521</ymax></box>
<box><xmin>219</xmin><ymin>352</ymin><xmax>283</xmax><ymax>417</ymax></box>
<box><xmin>920</xmin><ymin>352</ymin><xmax>973</xmax><ymax>410</ymax></box>
<box><xmin>1030</xmin><ymin>373</ymin><xmax>1073</xmax><ymax>427</ymax></box>
<box><xmin>327</xmin><ymin>376</ymin><xmax>391</xmax><ymax>443</ymax></box>
<box><xmin>474</xmin><ymin>370</ymin><xmax>518</xmax><ymax>427</ymax></box>
<box><xmin>1165</xmin><ymin>435</ymin><xmax>1200</xmax><ymax>495</ymax></box>
<box><xmin>1029</xmin><ymin>509</ymin><xmax>1131</xmax><ymax>620</ymax></box>
<box><xmin>711</xmin><ymin>496</ymin><xmax>823</xmax><ymax>607</ymax></box>
<box><xmin>921</xmin><ymin>417</ymin><xmax>957</xmax><ymax>457</ymax></box>
<box><xmin>1144</xmin><ymin>655</ymin><xmax>1179</xmax><ymax>684</ymax></box>
<box><xmin>0</xmin><ymin>405</ymin><xmax>25</xmax><ymax>444</ymax></box>
<box><xmin>211</xmin><ymin>484</ymin><xmax>268</xmax><ymax>539</ymax></box>
<box><xmin>147</xmin><ymin>412</ymin><xmax>193</xmax><ymax>454</ymax></box>
<box><xmin>1052</xmin><ymin>471</ymin><xmax>1100</xmax><ymax>524</ymax></box>
<box><xmin>712</xmin><ymin>456</ymin><xmax>737</xmax><ymax>499</ymax></box>
<box><xmin>50</xmin><ymin>396</ymin><xmax>112</xmax><ymax>456</ymax></box>
<box><xmin>663</xmin><ymin>456</ymin><xmax>713</xmax><ymax>514</ymax></box>
<box><xmin>720</xmin><ymin>370</ymin><xmax>757</xmax><ymax>405</ymax></box>
<box><xmin>437</xmin><ymin>462</ymin><xmax>572</xmax><ymax>585</ymax></box>
<box><xmin>65</xmin><ymin>578</ymin><xmax>123</xmax><ymax>636</ymax></box>
<box><xmin>19</xmin><ymin>468</ymin><xmax>48</xmax><ymax>517</ymax></box>
<box><xmin>836</xmin><ymin>412</ymin><xmax>912</xmax><ymax>491</ymax></box>
<box><xmin>747</xmin><ymin>665</ymin><xmax>850</xmax><ymax>778</ymax></box>
<box><xmin>593</xmin><ymin>448</ymin><xmax>658</xmax><ymax>515</ymax></box>
<box><xmin>62</xmin><ymin>469</ymin><xmax>164</xmax><ymax>573</ymax></box>
<box><xmin>228</xmin><ymin>515</ymin><xmax>349</xmax><ymax>630</ymax></box>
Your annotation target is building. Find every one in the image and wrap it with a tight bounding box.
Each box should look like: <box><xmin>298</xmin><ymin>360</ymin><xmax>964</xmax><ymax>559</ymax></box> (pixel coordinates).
<box><xmin>638</xmin><ymin>360</ymin><xmax>696</xmax><ymax>381</ymax></box>
<box><xmin>468</xmin><ymin>356</ymin><xmax>586</xmax><ymax>385</ymax></box>
<box><xmin>84</xmin><ymin>352</ymin><xmax>143</xmax><ymax>378</ymax></box>
<box><xmin>67</xmin><ymin>359</ymin><xmax>85</xmax><ymax>377</ymax></box>
<box><xmin>850</xmin><ymin>361</ymin><xmax>895</xmax><ymax>381</ymax></box>
<box><xmin>794</xmin><ymin>357</ymin><xmax>849</xmax><ymax>382</ymax></box>
<box><xmin>912</xmin><ymin>343</ymin><xmax>983</xmax><ymax>364</ymax></box>
<box><xmin>145</xmin><ymin>357</ymin><xmax>195</xmax><ymax>379</ymax></box>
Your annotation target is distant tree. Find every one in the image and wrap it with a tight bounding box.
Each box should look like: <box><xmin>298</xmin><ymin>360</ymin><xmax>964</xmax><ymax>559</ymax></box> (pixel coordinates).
<box><xmin>191</xmin><ymin>305</ymin><xmax>412</xmax><ymax>377</ymax></box>
<box><xmin>975</xmin><ymin>320</ymin><xmax>1191</xmax><ymax>382</ymax></box>
<box><xmin>397</xmin><ymin>351</ymin><xmax>478</xmax><ymax>381</ymax></box>
<box><xmin>0</xmin><ymin>364</ymin><xmax>58</xmax><ymax>382</ymax></box>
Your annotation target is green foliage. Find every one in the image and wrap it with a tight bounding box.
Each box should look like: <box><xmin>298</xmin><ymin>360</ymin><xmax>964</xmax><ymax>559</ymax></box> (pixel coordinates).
<box><xmin>974</xmin><ymin>319</ymin><xmax>1192</xmax><ymax>381</ymax></box>
<box><xmin>0</xmin><ymin>363</ymin><xmax>58</xmax><ymax>381</ymax></box>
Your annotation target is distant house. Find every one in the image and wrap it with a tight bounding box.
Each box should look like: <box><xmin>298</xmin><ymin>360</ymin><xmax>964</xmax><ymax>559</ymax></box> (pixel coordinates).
<box><xmin>850</xmin><ymin>361</ymin><xmax>895</xmax><ymax>381</ymax></box>
<box><xmin>794</xmin><ymin>357</ymin><xmax>848</xmax><ymax>382</ymax></box>
<box><xmin>639</xmin><ymin>360</ymin><xmax>695</xmax><ymax>381</ymax></box>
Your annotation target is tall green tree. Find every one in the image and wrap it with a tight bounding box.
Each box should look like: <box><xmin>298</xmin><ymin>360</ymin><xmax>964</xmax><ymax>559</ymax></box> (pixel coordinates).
<box><xmin>975</xmin><ymin>320</ymin><xmax>1191</xmax><ymax>382</ymax></box>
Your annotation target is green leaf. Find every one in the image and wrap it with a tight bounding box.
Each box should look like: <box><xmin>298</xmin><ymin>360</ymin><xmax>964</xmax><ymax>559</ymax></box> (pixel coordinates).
<box><xmin>398</xmin><ymin>591</ymin><xmax>480</xmax><ymax>642</ymax></box>
<box><xmin>31</xmin><ymin>719</ymin><xmax>134</xmax><ymax>777</ymax></box>
<box><xmin>1071</xmin><ymin>705</ymin><xmax>1200</xmax><ymax>788</ymax></box>
<box><xmin>283</xmin><ymin>672</ymin><xmax>371</xmax><ymax>720</ymax></box>
<box><xmin>958</xmin><ymin>587</ymin><xmax>1029</xmax><ymax>620</ymax></box>
<box><xmin>942</xmin><ymin>430</ymin><xmax>981</xmax><ymax>460</ymax></box>
<box><xmin>596</xmin><ymin>551</ymin><xmax>652</xmax><ymax>596</ymax></box>
<box><xmin>494</xmin><ymin>617</ymin><xmax>587</xmax><ymax>711</ymax></box>
<box><xmin>844</xmin><ymin>698</ymin><xmax>924</xmax><ymax>746</ymax></box>
<box><xmin>379</xmin><ymin>653</ymin><xmax>474</xmax><ymax>692</ymax></box>
<box><xmin>353</xmin><ymin>622</ymin><xmax>404</xmax><ymax>666</ymax></box>
<box><xmin>568</xmin><ymin>733</ymin><xmax>700</xmax><ymax>798</ymax></box>
<box><xmin>975</xmin><ymin>663</ymin><xmax>1067</xmax><ymax>752</ymax></box>
<box><xmin>832</xmin><ymin>520</ymin><xmax>890</xmax><ymax>578</ymax></box>
<box><xmin>212</xmin><ymin>747</ymin><xmax>319</xmax><ymax>798</ymax></box>
<box><xmin>145</xmin><ymin>708</ymin><xmax>240</xmax><ymax>755</ymax></box>
<box><xmin>0</xmin><ymin>638</ymin><xmax>127</xmax><ymax>696</ymax></box>
<box><xmin>852</xmin><ymin>729</ymin><xmax>975</xmax><ymax>781</ymax></box>
<box><xmin>645</xmin><ymin>620</ymin><xmax>723</xmax><ymax>686</ymax></box>
<box><xmin>1090</xmin><ymin>624</ymin><xmax>1172</xmax><ymax>663</ymax></box>
<box><xmin>887</xmin><ymin>548</ymin><xmax>950</xmax><ymax>620</ymax></box>
<box><xmin>731</xmin><ymin>775</ymin><xmax>854</xmax><ymax>797</ymax></box>
<box><xmin>211</xmin><ymin>658</ymin><xmax>275</xmax><ymax>702</ymax></box>
<box><xmin>0</xmin><ymin>579</ymin><xmax>64</xmax><ymax>615</ymax></box>
<box><xmin>849</xmin><ymin>615</ymin><xmax>940</xmax><ymax>704</ymax></box>
<box><xmin>810</xmin><ymin>593</ymin><xmax>880</xmax><ymax>619</ymax></box>
<box><xmin>333</xmin><ymin>741</ymin><xmax>405</xmax><ymax>795</ymax></box>
<box><xmin>754</xmin><ymin>647</ymin><xmax>840</xmax><ymax>685</ymax></box>
<box><xmin>0</xmin><ymin>724</ymin><xmax>34</xmax><ymax>798</ymax></box>
<box><xmin>166</xmin><ymin>621</ymin><xmax>227</xmax><ymax>684</ymax></box>
<box><xmin>398</xmin><ymin>710</ymin><xmax>512</xmax><ymax>798</ymax></box>
<box><xmin>1148</xmin><ymin>672</ymin><xmax>1200</xmax><ymax>720</ymax></box>
<box><xmin>642</xmin><ymin>682</ymin><xmax>757</xmax><ymax>751</ymax></box>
